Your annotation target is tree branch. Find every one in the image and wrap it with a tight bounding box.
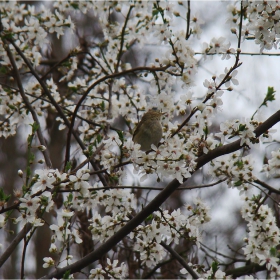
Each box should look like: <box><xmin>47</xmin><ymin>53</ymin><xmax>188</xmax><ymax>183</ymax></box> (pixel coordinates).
<box><xmin>160</xmin><ymin>241</ymin><xmax>199</xmax><ymax>279</ymax></box>
<box><xmin>4</xmin><ymin>41</ymin><xmax>52</xmax><ymax>168</ymax></box>
<box><xmin>0</xmin><ymin>224</ymin><xmax>32</xmax><ymax>267</ymax></box>
<box><xmin>41</xmin><ymin>109</ymin><xmax>280</xmax><ymax>279</ymax></box>
<box><xmin>226</xmin><ymin>263</ymin><xmax>265</xmax><ymax>278</ymax></box>
<box><xmin>196</xmin><ymin>110</ymin><xmax>280</xmax><ymax>169</ymax></box>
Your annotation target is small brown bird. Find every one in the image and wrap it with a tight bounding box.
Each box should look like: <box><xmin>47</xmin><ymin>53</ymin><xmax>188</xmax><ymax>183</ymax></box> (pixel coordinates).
<box><xmin>132</xmin><ymin>109</ymin><xmax>163</xmax><ymax>151</ymax></box>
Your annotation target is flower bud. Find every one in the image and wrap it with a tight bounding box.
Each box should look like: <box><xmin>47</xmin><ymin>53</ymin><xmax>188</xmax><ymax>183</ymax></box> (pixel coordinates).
<box><xmin>18</xmin><ymin>170</ymin><xmax>23</xmax><ymax>177</ymax></box>
<box><xmin>38</xmin><ymin>145</ymin><xmax>46</xmax><ymax>151</ymax></box>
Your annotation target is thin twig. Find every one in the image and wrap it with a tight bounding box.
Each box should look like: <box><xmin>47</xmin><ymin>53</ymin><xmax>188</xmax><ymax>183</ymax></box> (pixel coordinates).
<box><xmin>115</xmin><ymin>6</ymin><xmax>133</xmax><ymax>71</ymax></box>
<box><xmin>171</xmin><ymin>3</ymin><xmax>244</xmax><ymax>139</ymax></box>
<box><xmin>185</xmin><ymin>0</ymin><xmax>191</xmax><ymax>40</ymax></box>
<box><xmin>143</xmin><ymin>257</ymin><xmax>175</xmax><ymax>279</ymax></box>
<box><xmin>200</xmin><ymin>242</ymin><xmax>246</xmax><ymax>262</ymax></box>
<box><xmin>55</xmin><ymin>178</ymin><xmax>227</xmax><ymax>193</ymax></box>
<box><xmin>160</xmin><ymin>241</ymin><xmax>199</xmax><ymax>279</ymax></box>
<box><xmin>4</xmin><ymin>41</ymin><xmax>52</xmax><ymax>168</ymax></box>
<box><xmin>194</xmin><ymin>51</ymin><xmax>280</xmax><ymax>56</ymax></box>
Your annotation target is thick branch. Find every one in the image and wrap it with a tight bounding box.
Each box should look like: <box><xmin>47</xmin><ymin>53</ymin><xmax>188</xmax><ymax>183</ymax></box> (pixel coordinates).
<box><xmin>254</xmin><ymin>179</ymin><xmax>280</xmax><ymax>195</ymax></box>
<box><xmin>226</xmin><ymin>263</ymin><xmax>265</xmax><ymax>278</ymax></box>
<box><xmin>0</xmin><ymin>224</ymin><xmax>32</xmax><ymax>267</ymax></box>
<box><xmin>196</xmin><ymin>110</ymin><xmax>280</xmax><ymax>169</ymax></box>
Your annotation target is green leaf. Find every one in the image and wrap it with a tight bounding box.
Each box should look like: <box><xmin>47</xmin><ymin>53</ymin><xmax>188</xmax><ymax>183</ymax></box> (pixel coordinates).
<box><xmin>100</xmin><ymin>100</ymin><xmax>105</xmax><ymax>112</ymax></box>
<box><xmin>1</xmin><ymin>32</ymin><xmax>15</xmax><ymax>40</ymax></box>
<box><xmin>61</xmin><ymin>61</ymin><xmax>72</xmax><ymax>67</ymax></box>
<box><xmin>22</xmin><ymin>185</ymin><xmax>28</xmax><ymax>194</ymax></box>
<box><xmin>88</xmin><ymin>144</ymin><xmax>94</xmax><ymax>157</ymax></box>
<box><xmin>8</xmin><ymin>104</ymin><xmax>16</xmax><ymax>110</ymax></box>
<box><xmin>0</xmin><ymin>66</ymin><xmax>8</xmax><ymax>74</ymax></box>
<box><xmin>262</xmin><ymin>86</ymin><xmax>276</xmax><ymax>107</ymax></box>
<box><xmin>234</xmin><ymin>180</ymin><xmax>242</xmax><ymax>186</ymax></box>
<box><xmin>209</xmin><ymin>261</ymin><xmax>219</xmax><ymax>278</ymax></box>
<box><xmin>68</xmin><ymin>193</ymin><xmax>73</xmax><ymax>202</ymax></box>
<box><xmin>96</xmin><ymin>134</ymin><xmax>102</xmax><ymax>144</ymax></box>
<box><xmin>234</xmin><ymin>160</ymin><xmax>244</xmax><ymax>169</ymax></box>
<box><xmin>64</xmin><ymin>193</ymin><xmax>73</xmax><ymax>207</ymax></box>
<box><xmin>40</xmin><ymin>194</ymin><xmax>49</xmax><ymax>206</ymax></box>
<box><xmin>110</xmin><ymin>175</ymin><xmax>119</xmax><ymax>182</ymax></box>
<box><xmin>145</xmin><ymin>214</ymin><xmax>153</xmax><ymax>221</ymax></box>
<box><xmin>270</xmin><ymin>247</ymin><xmax>277</xmax><ymax>257</ymax></box>
<box><xmin>251</xmin><ymin>86</ymin><xmax>276</xmax><ymax>120</ymax></box>
<box><xmin>65</xmin><ymin>161</ymin><xmax>72</xmax><ymax>172</ymax></box>
<box><xmin>5</xmin><ymin>210</ymin><xmax>13</xmax><ymax>218</ymax></box>
<box><xmin>31</xmin><ymin>122</ymin><xmax>39</xmax><ymax>134</ymax></box>
<box><xmin>62</xmin><ymin>270</ymin><xmax>71</xmax><ymax>279</ymax></box>
<box><xmin>5</xmin><ymin>194</ymin><xmax>11</xmax><ymax>202</ymax></box>
<box><xmin>117</xmin><ymin>130</ymin><xmax>124</xmax><ymax>143</ymax></box>
<box><xmin>238</xmin><ymin>124</ymin><xmax>246</xmax><ymax>132</ymax></box>
<box><xmin>203</xmin><ymin>126</ymin><xmax>209</xmax><ymax>136</ymax></box>
<box><xmin>26</xmin><ymin>166</ymin><xmax>31</xmax><ymax>178</ymax></box>
<box><xmin>0</xmin><ymin>188</ymin><xmax>11</xmax><ymax>202</ymax></box>
<box><xmin>27</xmin><ymin>134</ymin><xmax>33</xmax><ymax>145</ymax></box>
<box><xmin>28</xmin><ymin>152</ymin><xmax>35</xmax><ymax>165</ymax></box>
<box><xmin>152</xmin><ymin>8</ymin><xmax>160</xmax><ymax>17</ymax></box>
<box><xmin>70</xmin><ymin>2</ymin><xmax>79</xmax><ymax>9</ymax></box>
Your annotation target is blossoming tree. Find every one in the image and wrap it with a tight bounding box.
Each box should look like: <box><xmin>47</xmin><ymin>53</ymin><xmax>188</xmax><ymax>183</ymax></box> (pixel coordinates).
<box><xmin>0</xmin><ymin>1</ymin><xmax>280</xmax><ymax>279</ymax></box>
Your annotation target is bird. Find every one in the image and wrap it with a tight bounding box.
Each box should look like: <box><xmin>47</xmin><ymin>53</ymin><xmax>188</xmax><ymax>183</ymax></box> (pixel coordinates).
<box><xmin>132</xmin><ymin>108</ymin><xmax>163</xmax><ymax>151</ymax></box>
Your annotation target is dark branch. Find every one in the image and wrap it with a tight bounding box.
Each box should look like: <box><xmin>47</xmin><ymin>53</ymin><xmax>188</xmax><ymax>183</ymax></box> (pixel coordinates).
<box><xmin>160</xmin><ymin>241</ymin><xmax>199</xmax><ymax>279</ymax></box>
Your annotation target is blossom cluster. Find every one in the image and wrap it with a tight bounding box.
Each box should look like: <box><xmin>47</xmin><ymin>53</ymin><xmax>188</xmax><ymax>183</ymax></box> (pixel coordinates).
<box><xmin>210</xmin><ymin>151</ymin><xmax>280</xmax><ymax>277</ymax></box>
<box><xmin>11</xmin><ymin>169</ymin><xmax>83</xmax><ymax>247</ymax></box>
<box><xmin>263</xmin><ymin>149</ymin><xmax>280</xmax><ymax>177</ymax></box>
<box><xmin>43</xmin><ymin>254</ymin><xmax>74</xmax><ymax>270</ymax></box>
<box><xmin>89</xmin><ymin>258</ymin><xmax>128</xmax><ymax>279</ymax></box>
<box><xmin>9</xmin><ymin>166</ymin><xmax>137</xmax><ymax>260</ymax></box>
<box><xmin>228</xmin><ymin>1</ymin><xmax>280</xmax><ymax>52</ymax></box>
<box><xmin>241</xmin><ymin>196</ymin><xmax>280</xmax><ymax>278</ymax></box>
<box><xmin>131</xmin><ymin>199</ymin><xmax>210</xmax><ymax>268</ymax></box>
<box><xmin>13</xmin><ymin>169</ymin><xmax>60</xmax><ymax>227</ymax></box>
<box><xmin>209</xmin><ymin>152</ymin><xmax>256</xmax><ymax>196</ymax></box>
<box><xmin>202</xmin><ymin>37</ymin><xmax>237</xmax><ymax>60</ymax></box>
<box><xmin>0</xmin><ymin>2</ymin><xmax>76</xmax><ymax>138</ymax></box>
<box><xmin>1</xmin><ymin>3</ymin><xmax>75</xmax><ymax>45</ymax></box>
<box><xmin>180</xmin><ymin>263</ymin><xmax>228</xmax><ymax>279</ymax></box>
<box><xmin>88</xmin><ymin>188</ymin><xmax>136</xmax><ymax>243</ymax></box>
